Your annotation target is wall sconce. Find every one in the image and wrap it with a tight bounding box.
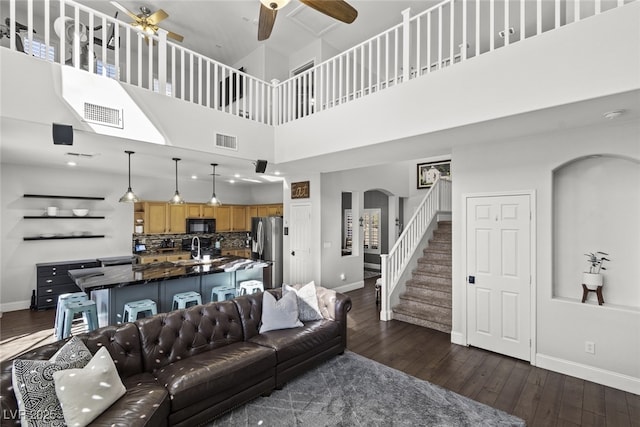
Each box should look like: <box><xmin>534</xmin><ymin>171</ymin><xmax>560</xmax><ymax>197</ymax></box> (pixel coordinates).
<box><xmin>359</xmin><ymin>217</ymin><xmax>364</xmax><ymax>227</ymax></box>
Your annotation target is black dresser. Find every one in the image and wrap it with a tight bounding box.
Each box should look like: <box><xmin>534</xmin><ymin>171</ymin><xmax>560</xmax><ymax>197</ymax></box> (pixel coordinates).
<box><xmin>36</xmin><ymin>259</ymin><xmax>100</xmax><ymax>310</ymax></box>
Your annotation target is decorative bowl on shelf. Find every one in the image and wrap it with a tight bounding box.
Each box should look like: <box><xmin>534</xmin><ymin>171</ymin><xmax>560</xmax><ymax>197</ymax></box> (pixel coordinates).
<box><xmin>72</xmin><ymin>209</ymin><xmax>89</xmax><ymax>217</ymax></box>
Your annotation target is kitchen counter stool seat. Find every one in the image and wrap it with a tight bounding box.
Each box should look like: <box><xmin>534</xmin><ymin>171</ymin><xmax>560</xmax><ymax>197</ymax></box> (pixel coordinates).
<box><xmin>211</xmin><ymin>286</ymin><xmax>236</xmax><ymax>302</ymax></box>
<box><xmin>122</xmin><ymin>299</ymin><xmax>157</xmax><ymax>323</ymax></box>
<box><xmin>62</xmin><ymin>300</ymin><xmax>98</xmax><ymax>339</ymax></box>
<box><xmin>239</xmin><ymin>280</ymin><xmax>264</xmax><ymax>295</ymax></box>
<box><xmin>172</xmin><ymin>291</ymin><xmax>202</xmax><ymax>310</ymax></box>
<box><xmin>54</xmin><ymin>292</ymin><xmax>89</xmax><ymax>340</ymax></box>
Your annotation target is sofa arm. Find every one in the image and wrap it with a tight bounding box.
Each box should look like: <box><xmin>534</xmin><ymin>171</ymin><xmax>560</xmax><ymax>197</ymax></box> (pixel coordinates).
<box><xmin>316</xmin><ymin>287</ymin><xmax>352</xmax><ymax>323</ymax></box>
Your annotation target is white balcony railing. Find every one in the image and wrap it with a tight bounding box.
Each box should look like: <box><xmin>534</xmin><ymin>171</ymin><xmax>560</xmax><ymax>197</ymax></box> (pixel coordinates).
<box><xmin>1</xmin><ymin>0</ymin><xmax>634</xmax><ymax>127</ymax></box>
<box><xmin>380</xmin><ymin>177</ymin><xmax>452</xmax><ymax>321</ymax></box>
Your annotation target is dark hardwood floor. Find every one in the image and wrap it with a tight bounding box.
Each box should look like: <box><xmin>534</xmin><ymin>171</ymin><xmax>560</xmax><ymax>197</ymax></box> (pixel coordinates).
<box><xmin>1</xmin><ymin>278</ymin><xmax>638</xmax><ymax>426</ymax></box>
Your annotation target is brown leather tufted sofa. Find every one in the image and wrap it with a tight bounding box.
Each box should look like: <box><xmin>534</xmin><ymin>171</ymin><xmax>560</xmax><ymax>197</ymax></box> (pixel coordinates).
<box><xmin>0</xmin><ymin>288</ymin><xmax>352</xmax><ymax>427</ymax></box>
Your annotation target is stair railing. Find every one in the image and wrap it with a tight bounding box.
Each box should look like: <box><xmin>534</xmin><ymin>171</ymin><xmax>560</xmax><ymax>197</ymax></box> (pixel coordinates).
<box><xmin>380</xmin><ymin>176</ymin><xmax>451</xmax><ymax>320</ymax></box>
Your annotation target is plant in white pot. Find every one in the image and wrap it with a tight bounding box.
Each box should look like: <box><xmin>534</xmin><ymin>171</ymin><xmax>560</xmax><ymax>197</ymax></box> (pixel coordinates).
<box><xmin>583</xmin><ymin>251</ymin><xmax>611</xmax><ymax>290</ymax></box>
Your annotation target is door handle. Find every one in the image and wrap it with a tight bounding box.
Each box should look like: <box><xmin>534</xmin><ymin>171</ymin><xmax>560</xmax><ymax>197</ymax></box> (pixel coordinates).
<box><xmin>291</xmin><ymin>251</ymin><xmax>295</xmax><ymax>256</ymax></box>
<box><xmin>468</xmin><ymin>275</ymin><xmax>475</xmax><ymax>284</ymax></box>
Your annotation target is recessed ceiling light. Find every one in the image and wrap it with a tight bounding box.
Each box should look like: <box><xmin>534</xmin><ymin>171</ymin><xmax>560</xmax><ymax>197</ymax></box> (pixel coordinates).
<box><xmin>191</xmin><ymin>175</ymin><xmax>198</xmax><ymax>180</ymax></box>
<box><xmin>67</xmin><ymin>161</ymin><xmax>77</xmax><ymax>167</ymax></box>
<box><xmin>229</xmin><ymin>179</ymin><xmax>236</xmax><ymax>184</ymax></box>
<box><xmin>274</xmin><ymin>171</ymin><xmax>281</xmax><ymax>175</ymax></box>
<box><xmin>234</xmin><ymin>173</ymin><xmax>240</xmax><ymax>178</ymax></box>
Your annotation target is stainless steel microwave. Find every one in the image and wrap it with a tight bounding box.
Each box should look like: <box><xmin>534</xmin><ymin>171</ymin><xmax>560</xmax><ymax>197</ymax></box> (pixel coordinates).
<box><xmin>186</xmin><ymin>218</ymin><xmax>215</xmax><ymax>234</ymax></box>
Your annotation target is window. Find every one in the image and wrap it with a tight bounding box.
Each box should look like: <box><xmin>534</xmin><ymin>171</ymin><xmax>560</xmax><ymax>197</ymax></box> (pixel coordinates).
<box><xmin>23</xmin><ymin>38</ymin><xmax>55</xmax><ymax>61</ymax></box>
<box><xmin>362</xmin><ymin>208</ymin><xmax>381</xmax><ymax>254</ymax></box>
<box><xmin>96</xmin><ymin>60</ymin><xmax>118</xmax><ymax>79</ymax></box>
<box><xmin>344</xmin><ymin>209</ymin><xmax>353</xmax><ymax>249</ymax></box>
<box><xmin>153</xmin><ymin>78</ymin><xmax>173</xmax><ymax>96</ymax></box>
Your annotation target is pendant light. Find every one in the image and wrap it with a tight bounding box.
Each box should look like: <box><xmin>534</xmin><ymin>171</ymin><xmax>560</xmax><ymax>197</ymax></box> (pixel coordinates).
<box><xmin>119</xmin><ymin>150</ymin><xmax>140</xmax><ymax>203</ymax></box>
<box><xmin>206</xmin><ymin>163</ymin><xmax>222</xmax><ymax>206</ymax></box>
<box><xmin>169</xmin><ymin>157</ymin><xmax>185</xmax><ymax>204</ymax></box>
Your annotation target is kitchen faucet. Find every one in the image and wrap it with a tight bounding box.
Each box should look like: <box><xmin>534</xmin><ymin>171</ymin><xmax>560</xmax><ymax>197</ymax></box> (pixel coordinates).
<box><xmin>191</xmin><ymin>236</ymin><xmax>201</xmax><ymax>260</ymax></box>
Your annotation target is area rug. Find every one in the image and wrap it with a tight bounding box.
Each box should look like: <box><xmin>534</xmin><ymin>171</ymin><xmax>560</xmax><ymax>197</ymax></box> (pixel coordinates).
<box><xmin>212</xmin><ymin>351</ymin><xmax>525</xmax><ymax>426</ymax></box>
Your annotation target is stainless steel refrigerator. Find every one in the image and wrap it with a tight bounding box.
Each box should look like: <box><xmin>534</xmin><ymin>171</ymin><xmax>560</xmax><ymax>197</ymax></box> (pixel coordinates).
<box><xmin>251</xmin><ymin>216</ymin><xmax>283</xmax><ymax>288</ymax></box>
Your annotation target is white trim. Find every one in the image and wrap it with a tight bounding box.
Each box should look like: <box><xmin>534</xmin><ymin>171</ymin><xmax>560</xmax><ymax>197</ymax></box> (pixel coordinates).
<box><xmin>450</xmin><ymin>331</ymin><xmax>467</xmax><ymax>346</ymax></box>
<box><xmin>536</xmin><ymin>353</ymin><xmax>640</xmax><ymax>395</ymax></box>
<box><xmin>462</xmin><ymin>189</ymin><xmax>537</xmax><ymax>364</ymax></box>
<box><xmin>332</xmin><ymin>280</ymin><xmax>364</xmax><ymax>294</ymax></box>
<box><xmin>1</xmin><ymin>299</ymin><xmax>31</xmax><ymax>313</ymax></box>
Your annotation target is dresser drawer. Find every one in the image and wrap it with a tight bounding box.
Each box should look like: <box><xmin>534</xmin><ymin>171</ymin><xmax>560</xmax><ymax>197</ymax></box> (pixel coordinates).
<box><xmin>37</xmin><ymin>275</ymin><xmax>73</xmax><ymax>287</ymax></box>
<box><xmin>38</xmin><ymin>283</ymin><xmax>82</xmax><ymax>297</ymax></box>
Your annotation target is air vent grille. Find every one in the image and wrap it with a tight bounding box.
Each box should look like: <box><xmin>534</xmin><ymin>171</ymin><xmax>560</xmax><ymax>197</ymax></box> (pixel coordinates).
<box><xmin>83</xmin><ymin>102</ymin><xmax>123</xmax><ymax>128</ymax></box>
<box><xmin>215</xmin><ymin>133</ymin><xmax>238</xmax><ymax>151</ymax></box>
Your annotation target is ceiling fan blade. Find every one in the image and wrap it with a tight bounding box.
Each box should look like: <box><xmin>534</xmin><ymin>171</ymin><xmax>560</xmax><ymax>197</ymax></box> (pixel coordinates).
<box><xmin>258</xmin><ymin>3</ymin><xmax>277</xmax><ymax>41</ymax></box>
<box><xmin>166</xmin><ymin>30</ymin><xmax>184</xmax><ymax>43</ymax></box>
<box><xmin>146</xmin><ymin>9</ymin><xmax>169</xmax><ymax>26</ymax></box>
<box><xmin>110</xmin><ymin>1</ymin><xmax>141</xmax><ymax>22</ymax></box>
<box><xmin>300</xmin><ymin>0</ymin><xmax>357</xmax><ymax>24</ymax></box>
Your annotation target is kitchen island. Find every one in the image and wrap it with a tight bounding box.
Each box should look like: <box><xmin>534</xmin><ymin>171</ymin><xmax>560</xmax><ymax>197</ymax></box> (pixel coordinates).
<box><xmin>68</xmin><ymin>256</ymin><xmax>270</xmax><ymax>326</ymax></box>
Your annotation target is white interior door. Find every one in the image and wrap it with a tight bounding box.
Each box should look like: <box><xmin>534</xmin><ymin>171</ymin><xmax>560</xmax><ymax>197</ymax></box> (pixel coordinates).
<box><xmin>289</xmin><ymin>203</ymin><xmax>312</xmax><ymax>284</ymax></box>
<box><xmin>466</xmin><ymin>194</ymin><xmax>531</xmax><ymax>361</ymax></box>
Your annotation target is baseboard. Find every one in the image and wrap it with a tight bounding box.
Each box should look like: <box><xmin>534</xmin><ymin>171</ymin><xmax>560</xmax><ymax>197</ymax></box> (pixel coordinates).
<box><xmin>1</xmin><ymin>299</ymin><xmax>31</xmax><ymax>313</ymax></box>
<box><xmin>332</xmin><ymin>281</ymin><xmax>364</xmax><ymax>294</ymax></box>
<box><xmin>450</xmin><ymin>331</ymin><xmax>467</xmax><ymax>346</ymax></box>
<box><xmin>536</xmin><ymin>353</ymin><xmax>640</xmax><ymax>395</ymax></box>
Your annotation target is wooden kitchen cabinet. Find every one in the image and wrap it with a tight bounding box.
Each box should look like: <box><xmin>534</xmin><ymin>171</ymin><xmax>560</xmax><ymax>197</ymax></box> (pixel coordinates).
<box><xmin>256</xmin><ymin>206</ymin><xmax>269</xmax><ymax>217</ymax></box>
<box><xmin>166</xmin><ymin>253</ymin><xmax>190</xmax><ymax>262</ymax></box>
<box><xmin>267</xmin><ymin>204</ymin><xmax>283</xmax><ymax>216</ymax></box>
<box><xmin>146</xmin><ymin>202</ymin><xmax>168</xmax><ymax>234</ymax></box>
<box><xmin>215</xmin><ymin>206</ymin><xmax>231</xmax><ymax>231</ymax></box>
<box><xmin>186</xmin><ymin>204</ymin><xmax>202</xmax><ymax>218</ymax></box>
<box><xmin>231</xmin><ymin>206</ymin><xmax>247</xmax><ymax>231</ymax></box>
<box><xmin>202</xmin><ymin>205</ymin><xmax>215</xmax><ymax>218</ymax></box>
<box><xmin>168</xmin><ymin>205</ymin><xmax>187</xmax><ymax>233</ymax></box>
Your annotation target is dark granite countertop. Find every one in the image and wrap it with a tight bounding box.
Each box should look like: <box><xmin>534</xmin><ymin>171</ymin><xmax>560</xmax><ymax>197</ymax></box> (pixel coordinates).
<box><xmin>68</xmin><ymin>256</ymin><xmax>269</xmax><ymax>291</ymax></box>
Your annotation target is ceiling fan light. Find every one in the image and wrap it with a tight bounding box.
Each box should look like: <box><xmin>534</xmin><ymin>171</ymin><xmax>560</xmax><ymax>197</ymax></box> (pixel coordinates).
<box><xmin>144</xmin><ymin>25</ymin><xmax>156</xmax><ymax>36</ymax></box>
<box><xmin>260</xmin><ymin>0</ymin><xmax>291</xmax><ymax>10</ymax></box>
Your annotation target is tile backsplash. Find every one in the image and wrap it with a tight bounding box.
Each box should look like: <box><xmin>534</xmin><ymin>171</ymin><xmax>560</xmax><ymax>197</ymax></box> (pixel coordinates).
<box><xmin>132</xmin><ymin>231</ymin><xmax>250</xmax><ymax>253</ymax></box>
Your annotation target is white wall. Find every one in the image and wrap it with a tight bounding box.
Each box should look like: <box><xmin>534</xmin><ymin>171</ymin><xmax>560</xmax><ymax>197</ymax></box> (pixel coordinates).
<box><xmin>553</xmin><ymin>155</ymin><xmax>640</xmax><ymax>306</ymax></box>
<box><xmin>0</xmin><ymin>162</ymin><xmax>280</xmax><ymax>311</ymax></box>
<box><xmin>451</xmin><ymin>119</ymin><xmax>640</xmax><ymax>393</ymax></box>
<box><xmin>274</xmin><ymin>4</ymin><xmax>639</xmax><ymax>164</ymax></box>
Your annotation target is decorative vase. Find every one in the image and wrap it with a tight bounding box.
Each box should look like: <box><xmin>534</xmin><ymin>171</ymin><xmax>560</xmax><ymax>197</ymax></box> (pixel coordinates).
<box><xmin>583</xmin><ymin>272</ymin><xmax>603</xmax><ymax>290</ymax></box>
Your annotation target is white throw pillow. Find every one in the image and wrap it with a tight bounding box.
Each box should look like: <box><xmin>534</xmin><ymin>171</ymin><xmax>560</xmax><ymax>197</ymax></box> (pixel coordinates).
<box><xmin>12</xmin><ymin>336</ymin><xmax>92</xmax><ymax>426</ymax></box>
<box><xmin>284</xmin><ymin>281</ymin><xmax>323</xmax><ymax>321</ymax></box>
<box><xmin>53</xmin><ymin>347</ymin><xmax>126</xmax><ymax>427</ymax></box>
<box><xmin>259</xmin><ymin>291</ymin><xmax>303</xmax><ymax>333</ymax></box>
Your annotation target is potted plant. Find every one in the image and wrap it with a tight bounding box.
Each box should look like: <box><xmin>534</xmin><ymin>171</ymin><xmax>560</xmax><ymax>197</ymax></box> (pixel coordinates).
<box><xmin>583</xmin><ymin>251</ymin><xmax>611</xmax><ymax>289</ymax></box>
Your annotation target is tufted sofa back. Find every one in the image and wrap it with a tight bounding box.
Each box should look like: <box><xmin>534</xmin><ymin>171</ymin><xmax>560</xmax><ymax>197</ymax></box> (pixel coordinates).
<box><xmin>233</xmin><ymin>289</ymin><xmax>277</xmax><ymax>341</ymax></box>
<box><xmin>135</xmin><ymin>300</ymin><xmax>244</xmax><ymax>373</ymax></box>
<box><xmin>82</xmin><ymin>323</ymin><xmax>144</xmax><ymax>378</ymax></box>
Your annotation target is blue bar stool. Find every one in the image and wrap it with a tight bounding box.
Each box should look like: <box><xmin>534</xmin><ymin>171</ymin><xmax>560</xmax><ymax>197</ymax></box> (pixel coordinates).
<box><xmin>239</xmin><ymin>280</ymin><xmax>264</xmax><ymax>295</ymax></box>
<box><xmin>61</xmin><ymin>300</ymin><xmax>99</xmax><ymax>340</ymax></box>
<box><xmin>211</xmin><ymin>286</ymin><xmax>236</xmax><ymax>302</ymax></box>
<box><xmin>172</xmin><ymin>291</ymin><xmax>202</xmax><ymax>310</ymax></box>
<box><xmin>122</xmin><ymin>299</ymin><xmax>157</xmax><ymax>323</ymax></box>
<box><xmin>54</xmin><ymin>292</ymin><xmax>89</xmax><ymax>340</ymax></box>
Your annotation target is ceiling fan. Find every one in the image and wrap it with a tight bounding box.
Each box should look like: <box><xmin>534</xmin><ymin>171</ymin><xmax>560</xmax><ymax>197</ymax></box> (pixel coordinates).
<box><xmin>110</xmin><ymin>1</ymin><xmax>184</xmax><ymax>42</ymax></box>
<box><xmin>258</xmin><ymin>0</ymin><xmax>357</xmax><ymax>41</ymax></box>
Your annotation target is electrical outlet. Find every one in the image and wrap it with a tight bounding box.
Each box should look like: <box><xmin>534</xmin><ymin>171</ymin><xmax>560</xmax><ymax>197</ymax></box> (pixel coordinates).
<box><xmin>585</xmin><ymin>341</ymin><xmax>595</xmax><ymax>354</ymax></box>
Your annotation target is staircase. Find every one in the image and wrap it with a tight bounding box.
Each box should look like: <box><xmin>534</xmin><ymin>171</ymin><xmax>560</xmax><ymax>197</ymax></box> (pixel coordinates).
<box><xmin>392</xmin><ymin>221</ymin><xmax>452</xmax><ymax>334</ymax></box>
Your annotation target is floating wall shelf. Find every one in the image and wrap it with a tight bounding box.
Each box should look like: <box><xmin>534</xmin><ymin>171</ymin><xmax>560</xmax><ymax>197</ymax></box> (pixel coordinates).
<box><xmin>23</xmin><ymin>216</ymin><xmax>106</xmax><ymax>219</ymax></box>
<box><xmin>23</xmin><ymin>194</ymin><xmax>105</xmax><ymax>201</ymax></box>
<box><xmin>24</xmin><ymin>235</ymin><xmax>106</xmax><ymax>241</ymax></box>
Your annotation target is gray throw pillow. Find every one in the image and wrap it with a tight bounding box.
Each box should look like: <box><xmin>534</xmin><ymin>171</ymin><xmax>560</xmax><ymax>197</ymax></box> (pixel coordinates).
<box><xmin>259</xmin><ymin>291</ymin><xmax>303</xmax><ymax>333</ymax></box>
<box><xmin>12</xmin><ymin>337</ymin><xmax>92</xmax><ymax>426</ymax></box>
<box><xmin>283</xmin><ymin>281</ymin><xmax>323</xmax><ymax>322</ymax></box>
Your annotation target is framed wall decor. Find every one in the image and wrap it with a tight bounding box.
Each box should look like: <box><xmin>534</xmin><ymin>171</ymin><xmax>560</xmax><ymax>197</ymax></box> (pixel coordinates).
<box><xmin>417</xmin><ymin>160</ymin><xmax>451</xmax><ymax>189</ymax></box>
<box><xmin>291</xmin><ymin>181</ymin><xmax>310</xmax><ymax>199</ymax></box>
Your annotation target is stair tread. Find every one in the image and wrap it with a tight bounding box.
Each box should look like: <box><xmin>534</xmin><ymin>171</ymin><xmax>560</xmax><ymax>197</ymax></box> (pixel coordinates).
<box><xmin>393</xmin><ymin>305</ymin><xmax>452</xmax><ymax>326</ymax></box>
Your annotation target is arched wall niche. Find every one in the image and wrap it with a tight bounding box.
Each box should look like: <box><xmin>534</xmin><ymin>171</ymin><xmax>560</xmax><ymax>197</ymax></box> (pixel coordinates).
<box><xmin>552</xmin><ymin>154</ymin><xmax>640</xmax><ymax>308</ymax></box>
